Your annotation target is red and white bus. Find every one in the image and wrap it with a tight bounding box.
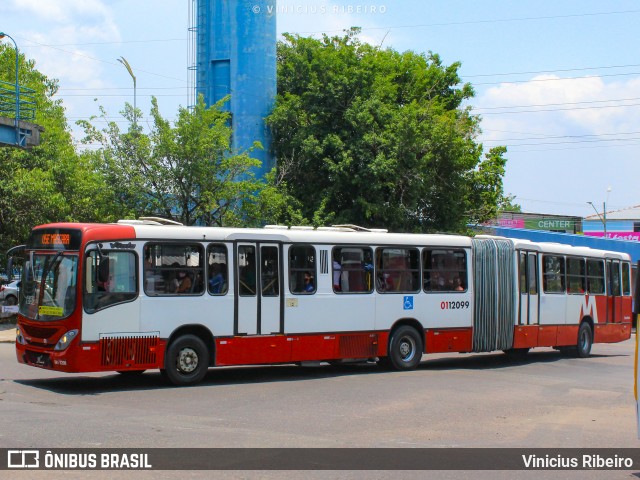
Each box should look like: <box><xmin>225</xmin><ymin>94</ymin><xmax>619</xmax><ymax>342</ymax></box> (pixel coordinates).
<box><xmin>9</xmin><ymin>219</ymin><xmax>633</xmax><ymax>385</ymax></box>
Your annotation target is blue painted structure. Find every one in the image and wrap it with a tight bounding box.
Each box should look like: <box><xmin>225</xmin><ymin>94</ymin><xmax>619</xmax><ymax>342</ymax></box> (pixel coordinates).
<box><xmin>196</xmin><ymin>0</ymin><xmax>276</xmax><ymax>178</ymax></box>
<box><xmin>488</xmin><ymin>226</ymin><xmax>640</xmax><ymax>263</ymax></box>
<box><xmin>0</xmin><ymin>78</ymin><xmax>38</xmax><ymax>148</ymax></box>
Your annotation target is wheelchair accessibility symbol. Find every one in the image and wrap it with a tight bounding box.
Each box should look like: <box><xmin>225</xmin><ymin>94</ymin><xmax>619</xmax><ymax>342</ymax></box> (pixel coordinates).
<box><xmin>403</xmin><ymin>296</ymin><xmax>414</xmax><ymax>310</ymax></box>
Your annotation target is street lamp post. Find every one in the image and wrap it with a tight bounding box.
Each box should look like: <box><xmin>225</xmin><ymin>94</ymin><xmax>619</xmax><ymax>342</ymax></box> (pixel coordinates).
<box><xmin>587</xmin><ymin>201</ymin><xmax>607</xmax><ymax>238</ymax></box>
<box><xmin>0</xmin><ymin>31</ymin><xmax>20</xmax><ymax>144</ymax></box>
<box><xmin>117</xmin><ymin>56</ymin><xmax>137</xmax><ymax>127</ymax></box>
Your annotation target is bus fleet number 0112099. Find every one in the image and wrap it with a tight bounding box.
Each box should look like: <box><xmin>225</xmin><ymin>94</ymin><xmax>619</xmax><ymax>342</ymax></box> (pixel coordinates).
<box><xmin>441</xmin><ymin>301</ymin><xmax>470</xmax><ymax>310</ymax></box>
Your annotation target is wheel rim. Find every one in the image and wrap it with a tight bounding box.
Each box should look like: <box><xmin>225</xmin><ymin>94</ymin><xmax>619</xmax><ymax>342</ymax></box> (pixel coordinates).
<box><xmin>177</xmin><ymin>347</ymin><xmax>199</xmax><ymax>373</ymax></box>
<box><xmin>579</xmin><ymin>329</ymin><xmax>590</xmax><ymax>351</ymax></box>
<box><xmin>398</xmin><ymin>335</ymin><xmax>416</xmax><ymax>362</ymax></box>
<box><xmin>6</xmin><ymin>296</ymin><xmax>17</xmax><ymax>306</ymax></box>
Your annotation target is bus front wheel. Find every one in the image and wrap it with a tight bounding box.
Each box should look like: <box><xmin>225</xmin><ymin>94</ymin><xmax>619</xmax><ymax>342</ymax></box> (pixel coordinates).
<box><xmin>163</xmin><ymin>334</ymin><xmax>209</xmax><ymax>386</ymax></box>
<box><xmin>387</xmin><ymin>326</ymin><xmax>423</xmax><ymax>371</ymax></box>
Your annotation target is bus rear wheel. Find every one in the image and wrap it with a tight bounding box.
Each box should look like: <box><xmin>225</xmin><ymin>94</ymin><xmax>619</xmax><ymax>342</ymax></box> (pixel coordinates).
<box><xmin>163</xmin><ymin>334</ymin><xmax>209</xmax><ymax>386</ymax></box>
<box><xmin>387</xmin><ymin>326</ymin><xmax>423</xmax><ymax>371</ymax></box>
<box><xmin>575</xmin><ymin>322</ymin><xmax>593</xmax><ymax>358</ymax></box>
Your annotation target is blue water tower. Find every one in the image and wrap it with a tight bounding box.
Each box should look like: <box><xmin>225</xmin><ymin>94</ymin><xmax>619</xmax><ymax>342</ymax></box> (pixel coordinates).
<box><xmin>196</xmin><ymin>0</ymin><xmax>276</xmax><ymax>178</ymax></box>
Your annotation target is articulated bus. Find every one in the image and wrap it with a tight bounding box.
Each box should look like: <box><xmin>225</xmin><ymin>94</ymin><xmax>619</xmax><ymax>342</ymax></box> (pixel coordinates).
<box><xmin>9</xmin><ymin>219</ymin><xmax>634</xmax><ymax>386</ymax></box>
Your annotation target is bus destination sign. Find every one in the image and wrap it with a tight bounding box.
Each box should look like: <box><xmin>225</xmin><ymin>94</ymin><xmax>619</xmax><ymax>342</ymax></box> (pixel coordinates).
<box><xmin>28</xmin><ymin>229</ymin><xmax>82</xmax><ymax>251</ymax></box>
<box><xmin>41</xmin><ymin>233</ymin><xmax>70</xmax><ymax>246</ymax></box>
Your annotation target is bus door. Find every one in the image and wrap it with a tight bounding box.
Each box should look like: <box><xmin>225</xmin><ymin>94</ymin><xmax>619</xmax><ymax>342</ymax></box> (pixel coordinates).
<box><xmin>607</xmin><ymin>260</ymin><xmax>622</xmax><ymax>323</ymax></box>
<box><xmin>235</xmin><ymin>243</ymin><xmax>282</xmax><ymax>335</ymax></box>
<box><xmin>518</xmin><ymin>251</ymin><xmax>539</xmax><ymax>325</ymax></box>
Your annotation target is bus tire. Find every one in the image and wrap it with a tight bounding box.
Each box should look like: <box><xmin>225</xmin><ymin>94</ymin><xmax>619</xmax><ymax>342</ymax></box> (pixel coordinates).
<box><xmin>575</xmin><ymin>322</ymin><xmax>593</xmax><ymax>358</ymax></box>
<box><xmin>163</xmin><ymin>334</ymin><xmax>209</xmax><ymax>386</ymax></box>
<box><xmin>388</xmin><ymin>326</ymin><xmax>423</xmax><ymax>371</ymax></box>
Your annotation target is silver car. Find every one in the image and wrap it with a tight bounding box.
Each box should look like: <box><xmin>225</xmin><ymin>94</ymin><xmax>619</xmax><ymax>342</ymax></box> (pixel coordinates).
<box><xmin>0</xmin><ymin>280</ymin><xmax>20</xmax><ymax>305</ymax></box>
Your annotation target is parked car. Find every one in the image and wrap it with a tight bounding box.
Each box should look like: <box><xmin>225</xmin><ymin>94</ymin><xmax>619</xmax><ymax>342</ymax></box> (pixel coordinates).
<box><xmin>0</xmin><ymin>280</ymin><xmax>20</xmax><ymax>305</ymax></box>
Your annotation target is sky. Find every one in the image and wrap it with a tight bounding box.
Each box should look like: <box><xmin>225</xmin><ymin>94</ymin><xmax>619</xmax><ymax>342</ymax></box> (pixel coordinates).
<box><xmin>1</xmin><ymin>0</ymin><xmax>639</xmax><ymax>219</ymax></box>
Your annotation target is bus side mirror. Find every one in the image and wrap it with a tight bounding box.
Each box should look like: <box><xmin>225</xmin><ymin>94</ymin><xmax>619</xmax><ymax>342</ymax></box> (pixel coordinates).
<box><xmin>6</xmin><ymin>244</ymin><xmax>25</xmax><ymax>282</ymax></box>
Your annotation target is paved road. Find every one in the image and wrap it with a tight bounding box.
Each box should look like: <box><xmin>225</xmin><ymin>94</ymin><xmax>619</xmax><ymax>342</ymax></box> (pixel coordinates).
<box><xmin>0</xmin><ymin>337</ymin><xmax>638</xmax><ymax>479</ymax></box>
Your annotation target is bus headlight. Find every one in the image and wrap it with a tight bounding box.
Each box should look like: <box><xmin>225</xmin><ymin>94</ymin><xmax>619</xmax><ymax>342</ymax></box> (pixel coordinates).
<box><xmin>15</xmin><ymin>326</ymin><xmax>25</xmax><ymax>345</ymax></box>
<box><xmin>54</xmin><ymin>329</ymin><xmax>78</xmax><ymax>351</ymax></box>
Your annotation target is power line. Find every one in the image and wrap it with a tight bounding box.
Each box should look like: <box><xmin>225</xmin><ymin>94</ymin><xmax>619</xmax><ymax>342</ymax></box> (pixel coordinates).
<box><xmin>493</xmin><ymin>137</ymin><xmax>640</xmax><ymax>147</ymax></box>
<box><xmin>477</xmin><ymin>101</ymin><xmax>640</xmax><ymax>115</ymax></box>
<box><xmin>296</xmin><ymin>8</ymin><xmax>640</xmax><ymax>34</ymax></box>
<box><xmin>482</xmin><ymin>131</ymin><xmax>640</xmax><ymax>142</ymax></box>
<box><xmin>24</xmin><ymin>38</ymin><xmax>187</xmax><ymax>47</ymax></box>
<box><xmin>12</xmin><ymin>34</ymin><xmax>189</xmax><ymax>84</ymax></box>
<box><xmin>472</xmin><ymin>71</ymin><xmax>640</xmax><ymax>86</ymax></box>
<box><xmin>503</xmin><ymin>141</ymin><xmax>640</xmax><ymax>153</ymax></box>
<box><xmin>473</xmin><ymin>97</ymin><xmax>640</xmax><ymax>111</ymax></box>
<box><xmin>58</xmin><ymin>86</ymin><xmax>189</xmax><ymax>92</ymax></box>
<box><xmin>464</xmin><ymin>63</ymin><xmax>640</xmax><ymax>78</ymax></box>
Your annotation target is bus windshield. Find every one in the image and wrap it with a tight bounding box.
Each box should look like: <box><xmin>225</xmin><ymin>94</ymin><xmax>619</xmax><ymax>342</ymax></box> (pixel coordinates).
<box><xmin>20</xmin><ymin>252</ymin><xmax>78</xmax><ymax>321</ymax></box>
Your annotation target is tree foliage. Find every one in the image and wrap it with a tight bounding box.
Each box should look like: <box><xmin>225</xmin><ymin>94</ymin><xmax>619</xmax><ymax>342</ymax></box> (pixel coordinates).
<box><xmin>79</xmin><ymin>95</ymin><xmax>299</xmax><ymax>227</ymax></box>
<box><xmin>0</xmin><ymin>44</ymin><xmax>112</xmax><ymax>260</ymax></box>
<box><xmin>268</xmin><ymin>28</ymin><xmax>508</xmax><ymax>232</ymax></box>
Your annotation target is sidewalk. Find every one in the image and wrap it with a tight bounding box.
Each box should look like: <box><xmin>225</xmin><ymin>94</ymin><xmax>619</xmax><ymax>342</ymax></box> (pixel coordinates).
<box><xmin>0</xmin><ymin>320</ymin><xmax>16</xmax><ymax>343</ymax></box>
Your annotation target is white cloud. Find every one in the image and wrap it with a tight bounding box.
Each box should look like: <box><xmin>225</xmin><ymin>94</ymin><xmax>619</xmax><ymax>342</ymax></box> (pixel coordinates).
<box><xmin>475</xmin><ymin>74</ymin><xmax>640</xmax><ymax>142</ymax></box>
<box><xmin>7</xmin><ymin>0</ymin><xmax>117</xmax><ymax>28</ymax></box>
<box><xmin>471</xmin><ymin>74</ymin><xmax>640</xmax><ymax>216</ymax></box>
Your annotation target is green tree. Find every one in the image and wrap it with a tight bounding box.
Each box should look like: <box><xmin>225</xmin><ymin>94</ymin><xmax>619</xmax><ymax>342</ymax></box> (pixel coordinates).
<box><xmin>79</xmin><ymin>95</ymin><xmax>300</xmax><ymax>226</ymax></box>
<box><xmin>268</xmin><ymin>28</ymin><xmax>507</xmax><ymax>232</ymax></box>
<box><xmin>498</xmin><ymin>193</ymin><xmax>522</xmax><ymax>213</ymax></box>
<box><xmin>0</xmin><ymin>44</ymin><xmax>113</xmax><ymax>261</ymax></box>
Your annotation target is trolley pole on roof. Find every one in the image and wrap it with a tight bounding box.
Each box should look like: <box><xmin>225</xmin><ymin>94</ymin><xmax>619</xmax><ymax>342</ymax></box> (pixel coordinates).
<box><xmin>0</xmin><ymin>31</ymin><xmax>20</xmax><ymax>143</ymax></box>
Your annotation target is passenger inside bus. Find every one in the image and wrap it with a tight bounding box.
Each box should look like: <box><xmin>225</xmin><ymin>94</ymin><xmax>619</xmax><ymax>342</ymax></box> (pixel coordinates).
<box><xmin>176</xmin><ymin>270</ymin><xmax>192</xmax><ymax>293</ymax></box>
<box><xmin>209</xmin><ymin>263</ymin><xmax>226</xmax><ymax>294</ymax></box>
<box><xmin>332</xmin><ymin>257</ymin><xmax>342</xmax><ymax>292</ymax></box>
<box><xmin>165</xmin><ymin>264</ymin><xmax>180</xmax><ymax>293</ymax></box>
<box><xmin>303</xmin><ymin>272</ymin><xmax>314</xmax><ymax>292</ymax></box>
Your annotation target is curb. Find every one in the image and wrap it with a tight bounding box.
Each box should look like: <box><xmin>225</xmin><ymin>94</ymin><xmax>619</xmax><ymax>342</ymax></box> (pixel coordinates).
<box><xmin>0</xmin><ymin>333</ymin><xmax>15</xmax><ymax>343</ymax></box>
<box><xmin>0</xmin><ymin>323</ymin><xmax>16</xmax><ymax>343</ymax></box>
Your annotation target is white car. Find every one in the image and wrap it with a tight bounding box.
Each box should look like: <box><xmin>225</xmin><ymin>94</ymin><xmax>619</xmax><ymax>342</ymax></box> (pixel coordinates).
<box><xmin>0</xmin><ymin>280</ymin><xmax>20</xmax><ymax>305</ymax></box>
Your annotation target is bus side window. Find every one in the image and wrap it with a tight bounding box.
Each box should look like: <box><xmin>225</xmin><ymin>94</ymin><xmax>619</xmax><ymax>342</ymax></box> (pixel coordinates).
<box><xmin>622</xmin><ymin>262</ymin><xmax>631</xmax><ymax>296</ymax></box>
<box><xmin>333</xmin><ymin>246</ymin><xmax>373</xmax><ymax>294</ymax></box>
<box><xmin>145</xmin><ymin>243</ymin><xmax>204</xmax><ymax>296</ymax></box>
<box><xmin>566</xmin><ymin>257</ymin><xmax>585</xmax><ymax>294</ymax></box>
<box><xmin>527</xmin><ymin>253</ymin><xmax>538</xmax><ymax>295</ymax></box>
<box><xmin>238</xmin><ymin>246</ymin><xmax>256</xmax><ymax>296</ymax></box>
<box><xmin>207</xmin><ymin>244</ymin><xmax>228</xmax><ymax>295</ymax></box>
<box><xmin>375</xmin><ymin>247</ymin><xmax>420</xmax><ymax>293</ymax></box>
<box><xmin>423</xmin><ymin>249</ymin><xmax>467</xmax><ymax>293</ymax></box>
<box><xmin>609</xmin><ymin>260</ymin><xmax>621</xmax><ymax>296</ymax></box>
<box><xmin>84</xmin><ymin>250</ymin><xmax>138</xmax><ymax>313</ymax></box>
<box><xmin>289</xmin><ymin>245</ymin><xmax>316</xmax><ymax>295</ymax></box>
<box><xmin>542</xmin><ymin>255</ymin><xmax>565</xmax><ymax>293</ymax></box>
<box><xmin>587</xmin><ymin>259</ymin><xmax>605</xmax><ymax>294</ymax></box>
